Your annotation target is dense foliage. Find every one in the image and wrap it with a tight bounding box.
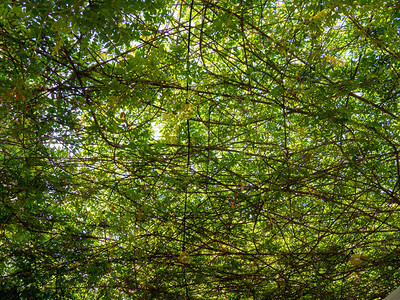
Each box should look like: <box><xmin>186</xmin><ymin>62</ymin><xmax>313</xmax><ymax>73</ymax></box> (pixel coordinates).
<box><xmin>1</xmin><ymin>0</ymin><xmax>400</xmax><ymax>298</ymax></box>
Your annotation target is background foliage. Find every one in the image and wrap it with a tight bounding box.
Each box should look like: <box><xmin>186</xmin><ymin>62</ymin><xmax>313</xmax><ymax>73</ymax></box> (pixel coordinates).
<box><xmin>1</xmin><ymin>0</ymin><xmax>400</xmax><ymax>299</ymax></box>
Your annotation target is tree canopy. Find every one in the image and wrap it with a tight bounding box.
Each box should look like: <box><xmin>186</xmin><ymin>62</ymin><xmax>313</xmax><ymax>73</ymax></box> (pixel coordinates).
<box><xmin>1</xmin><ymin>0</ymin><xmax>400</xmax><ymax>299</ymax></box>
